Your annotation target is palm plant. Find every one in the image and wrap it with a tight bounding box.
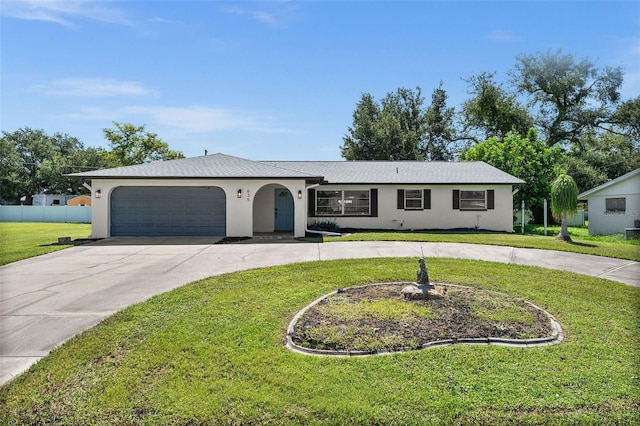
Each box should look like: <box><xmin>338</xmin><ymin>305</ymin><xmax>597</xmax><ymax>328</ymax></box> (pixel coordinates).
<box><xmin>551</xmin><ymin>174</ymin><xmax>579</xmax><ymax>241</ymax></box>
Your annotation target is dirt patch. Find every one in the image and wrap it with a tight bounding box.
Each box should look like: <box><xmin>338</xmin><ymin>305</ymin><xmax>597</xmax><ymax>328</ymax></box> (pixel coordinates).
<box><xmin>289</xmin><ymin>283</ymin><xmax>555</xmax><ymax>354</ymax></box>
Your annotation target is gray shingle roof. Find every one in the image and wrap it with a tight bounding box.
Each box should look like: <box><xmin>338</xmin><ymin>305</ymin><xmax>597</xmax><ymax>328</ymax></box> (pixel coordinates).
<box><xmin>69</xmin><ymin>153</ymin><xmax>524</xmax><ymax>184</ymax></box>
<box><xmin>262</xmin><ymin>161</ymin><xmax>524</xmax><ymax>184</ymax></box>
<box><xmin>68</xmin><ymin>153</ymin><xmax>324</xmax><ymax>180</ymax></box>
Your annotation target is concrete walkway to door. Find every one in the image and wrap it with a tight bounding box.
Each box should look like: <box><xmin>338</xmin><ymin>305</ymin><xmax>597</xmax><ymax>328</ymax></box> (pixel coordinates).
<box><xmin>1</xmin><ymin>238</ymin><xmax>639</xmax><ymax>387</ymax></box>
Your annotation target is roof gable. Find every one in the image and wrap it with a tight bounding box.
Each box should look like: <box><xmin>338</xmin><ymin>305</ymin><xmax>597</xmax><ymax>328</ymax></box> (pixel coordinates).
<box><xmin>578</xmin><ymin>168</ymin><xmax>640</xmax><ymax>199</ymax></box>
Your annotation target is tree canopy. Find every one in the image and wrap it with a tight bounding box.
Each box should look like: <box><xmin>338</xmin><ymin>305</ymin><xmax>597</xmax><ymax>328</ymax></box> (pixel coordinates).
<box><xmin>461</xmin><ymin>72</ymin><xmax>534</xmax><ymax>142</ymax></box>
<box><xmin>458</xmin><ymin>129</ymin><xmax>562</xmax><ymax>219</ymax></box>
<box><xmin>341</xmin><ymin>86</ymin><xmax>458</xmax><ymax>161</ymax></box>
<box><xmin>102</xmin><ymin>122</ymin><xmax>184</xmax><ymax>167</ymax></box>
<box><xmin>0</xmin><ymin>128</ymin><xmax>110</xmax><ymax>204</ymax></box>
<box><xmin>0</xmin><ymin>124</ymin><xmax>184</xmax><ymax>205</ymax></box>
<box><xmin>511</xmin><ymin>49</ymin><xmax>624</xmax><ymax>147</ymax></box>
<box><xmin>341</xmin><ymin>88</ymin><xmax>426</xmax><ymax>161</ymax></box>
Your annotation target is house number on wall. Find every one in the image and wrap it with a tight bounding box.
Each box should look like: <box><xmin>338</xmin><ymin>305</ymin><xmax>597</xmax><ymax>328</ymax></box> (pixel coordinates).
<box><xmin>246</xmin><ymin>189</ymin><xmax>251</xmax><ymax>202</ymax></box>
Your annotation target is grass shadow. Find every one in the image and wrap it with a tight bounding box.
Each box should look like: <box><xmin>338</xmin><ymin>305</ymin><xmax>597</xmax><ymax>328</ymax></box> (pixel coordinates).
<box><xmin>568</xmin><ymin>241</ymin><xmax>598</xmax><ymax>248</ymax></box>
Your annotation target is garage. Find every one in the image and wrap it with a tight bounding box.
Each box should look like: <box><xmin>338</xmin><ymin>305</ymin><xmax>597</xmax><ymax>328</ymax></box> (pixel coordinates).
<box><xmin>110</xmin><ymin>186</ymin><xmax>226</xmax><ymax>237</ymax></box>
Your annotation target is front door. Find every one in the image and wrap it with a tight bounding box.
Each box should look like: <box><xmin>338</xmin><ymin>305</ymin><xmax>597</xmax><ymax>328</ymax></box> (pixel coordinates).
<box><xmin>274</xmin><ymin>189</ymin><xmax>294</xmax><ymax>232</ymax></box>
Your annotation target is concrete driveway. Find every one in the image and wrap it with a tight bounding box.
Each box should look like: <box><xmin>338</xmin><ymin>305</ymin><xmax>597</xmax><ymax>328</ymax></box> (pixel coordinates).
<box><xmin>1</xmin><ymin>238</ymin><xmax>638</xmax><ymax>386</ymax></box>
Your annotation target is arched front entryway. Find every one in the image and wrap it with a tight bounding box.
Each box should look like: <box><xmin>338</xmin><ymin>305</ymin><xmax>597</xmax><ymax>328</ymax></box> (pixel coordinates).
<box><xmin>252</xmin><ymin>184</ymin><xmax>294</xmax><ymax>234</ymax></box>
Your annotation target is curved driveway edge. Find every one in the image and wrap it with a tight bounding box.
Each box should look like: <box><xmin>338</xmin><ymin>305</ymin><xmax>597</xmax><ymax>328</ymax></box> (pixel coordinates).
<box><xmin>1</xmin><ymin>238</ymin><xmax>638</xmax><ymax>386</ymax></box>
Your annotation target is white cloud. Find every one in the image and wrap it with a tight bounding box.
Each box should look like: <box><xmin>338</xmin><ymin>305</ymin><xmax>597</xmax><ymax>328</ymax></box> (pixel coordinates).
<box><xmin>123</xmin><ymin>105</ymin><xmax>256</xmax><ymax>132</ymax></box>
<box><xmin>62</xmin><ymin>103</ymin><xmax>298</xmax><ymax>135</ymax></box>
<box><xmin>485</xmin><ymin>30</ymin><xmax>519</xmax><ymax>43</ymax></box>
<box><xmin>0</xmin><ymin>0</ymin><xmax>132</xmax><ymax>27</ymax></box>
<box><xmin>35</xmin><ymin>77</ymin><xmax>153</xmax><ymax>97</ymax></box>
<box><xmin>223</xmin><ymin>6</ymin><xmax>278</xmax><ymax>25</ymax></box>
<box><xmin>222</xmin><ymin>2</ymin><xmax>301</xmax><ymax>29</ymax></box>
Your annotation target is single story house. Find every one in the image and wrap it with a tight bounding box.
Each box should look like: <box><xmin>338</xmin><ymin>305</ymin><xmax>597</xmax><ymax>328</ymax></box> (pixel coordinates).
<box><xmin>69</xmin><ymin>153</ymin><xmax>524</xmax><ymax>239</ymax></box>
<box><xmin>578</xmin><ymin>168</ymin><xmax>640</xmax><ymax>236</ymax></box>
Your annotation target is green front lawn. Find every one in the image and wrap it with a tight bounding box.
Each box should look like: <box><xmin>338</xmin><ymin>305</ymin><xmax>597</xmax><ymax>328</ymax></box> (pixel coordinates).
<box><xmin>1</xmin><ymin>258</ymin><xmax>638</xmax><ymax>425</ymax></box>
<box><xmin>0</xmin><ymin>222</ymin><xmax>92</xmax><ymax>266</ymax></box>
<box><xmin>320</xmin><ymin>225</ymin><xmax>640</xmax><ymax>261</ymax></box>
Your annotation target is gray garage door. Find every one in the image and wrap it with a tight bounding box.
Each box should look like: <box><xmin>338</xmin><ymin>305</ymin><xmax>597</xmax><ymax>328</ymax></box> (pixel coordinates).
<box><xmin>111</xmin><ymin>186</ymin><xmax>226</xmax><ymax>237</ymax></box>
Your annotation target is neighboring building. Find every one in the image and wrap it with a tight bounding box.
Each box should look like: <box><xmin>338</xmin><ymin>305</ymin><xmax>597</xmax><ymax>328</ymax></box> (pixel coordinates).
<box><xmin>31</xmin><ymin>194</ymin><xmax>72</xmax><ymax>206</ymax></box>
<box><xmin>67</xmin><ymin>195</ymin><xmax>92</xmax><ymax>206</ymax></box>
<box><xmin>578</xmin><ymin>168</ymin><xmax>640</xmax><ymax>236</ymax></box>
<box><xmin>69</xmin><ymin>153</ymin><xmax>524</xmax><ymax>239</ymax></box>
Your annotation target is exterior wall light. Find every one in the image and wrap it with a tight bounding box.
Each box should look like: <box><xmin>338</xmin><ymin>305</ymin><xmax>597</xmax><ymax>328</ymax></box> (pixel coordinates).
<box><xmin>298</xmin><ymin>190</ymin><xmax>303</xmax><ymax>199</ymax></box>
<box><xmin>95</xmin><ymin>189</ymin><xmax>102</xmax><ymax>199</ymax></box>
<box><xmin>237</xmin><ymin>189</ymin><xmax>242</xmax><ymax>198</ymax></box>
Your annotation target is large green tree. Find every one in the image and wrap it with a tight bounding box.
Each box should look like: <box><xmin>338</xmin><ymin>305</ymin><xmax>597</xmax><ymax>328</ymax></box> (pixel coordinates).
<box><xmin>612</xmin><ymin>96</ymin><xmax>640</xmax><ymax>144</ymax></box>
<box><xmin>423</xmin><ymin>82</ymin><xmax>457</xmax><ymax>160</ymax></box>
<box><xmin>461</xmin><ymin>72</ymin><xmax>534</xmax><ymax>142</ymax></box>
<box><xmin>341</xmin><ymin>86</ymin><xmax>457</xmax><ymax>161</ymax></box>
<box><xmin>38</xmin><ymin>146</ymin><xmax>113</xmax><ymax>195</ymax></box>
<box><xmin>0</xmin><ymin>128</ymin><xmax>102</xmax><ymax>204</ymax></box>
<box><xmin>341</xmin><ymin>88</ymin><xmax>426</xmax><ymax>160</ymax></box>
<box><xmin>458</xmin><ymin>129</ymin><xmax>562</xmax><ymax>220</ymax></box>
<box><xmin>102</xmin><ymin>122</ymin><xmax>184</xmax><ymax>166</ymax></box>
<box><xmin>510</xmin><ymin>49</ymin><xmax>624</xmax><ymax>147</ymax></box>
<box><xmin>0</xmin><ymin>137</ymin><xmax>26</xmax><ymax>204</ymax></box>
<box><xmin>550</xmin><ymin>174</ymin><xmax>579</xmax><ymax>241</ymax></box>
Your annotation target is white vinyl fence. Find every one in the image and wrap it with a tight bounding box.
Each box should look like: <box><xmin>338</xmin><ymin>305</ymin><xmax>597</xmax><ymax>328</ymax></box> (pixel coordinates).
<box><xmin>0</xmin><ymin>206</ymin><xmax>91</xmax><ymax>223</ymax></box>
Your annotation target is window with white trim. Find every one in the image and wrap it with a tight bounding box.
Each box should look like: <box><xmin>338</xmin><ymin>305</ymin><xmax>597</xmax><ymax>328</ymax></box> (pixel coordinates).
<box><xmin>404</xmin><ymin>189</ymin><xmax>423</xmax><ymax>210</ymax></box>
<box><xmin>460</xmin><ymin>190</ymin><xmax>486</xmax><ymax>210</ymax></box>
<box><xmin>453</xmin><ymin>189</ymin><xmax>494</xmax><ymax>211</ymax></box>
<box><xmin>397</xmin><ymin>189</ymin><xmax>431</xmax><ymax>210</ymax></box>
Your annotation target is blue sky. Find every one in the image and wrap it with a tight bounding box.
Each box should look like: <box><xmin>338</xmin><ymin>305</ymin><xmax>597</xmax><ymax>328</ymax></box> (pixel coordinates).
<box><xmin>1</xmin><ymin>1</ymin><xmax>639</xmax><ymax>161</ymax></box>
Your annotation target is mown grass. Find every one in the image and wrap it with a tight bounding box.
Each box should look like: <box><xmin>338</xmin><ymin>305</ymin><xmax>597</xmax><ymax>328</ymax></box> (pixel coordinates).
<box><xmin>0</xmin><ymin>222</ymin><xmax>92</xmax><ymax>266</ymax></box>
<box><xmin>319</xmin><ymin>225</ymin><xmax>640</xmax><ymax>261</ymax></box>
<box><xmin>1</xmin><ymin>258</ymin><xmax>638</xmax><ymax>425</ymax></box>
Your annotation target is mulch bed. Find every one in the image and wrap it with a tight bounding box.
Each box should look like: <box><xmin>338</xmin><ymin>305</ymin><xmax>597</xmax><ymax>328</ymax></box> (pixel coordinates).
<box><xmin>290</xmin><ymin>283</ymin><xmax>554</xmax><ymax>354</ymax></box>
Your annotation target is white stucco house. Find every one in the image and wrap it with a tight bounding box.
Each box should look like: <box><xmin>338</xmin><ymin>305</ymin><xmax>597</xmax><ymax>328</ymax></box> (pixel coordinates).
<box><xmin>578</xmin><ymin>168</ymin><xmax>640</xmax><ymax>236</ymax></box>
<box><xmin>69</xmin><ymin>153</ymin><xmax>524</xmax><ymax>239</ymax></box>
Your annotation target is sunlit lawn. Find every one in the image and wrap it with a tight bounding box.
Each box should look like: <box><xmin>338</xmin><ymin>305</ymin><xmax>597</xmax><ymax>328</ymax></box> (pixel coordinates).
<box><xmin>1</xmin><ymin>258</ymin><xmax>638</xmax><ymax>424</ymax></box>
<box><xmin>0</xmin><ymin>222</ymin><xmax>92</xmax><ymax>266</ymax></box>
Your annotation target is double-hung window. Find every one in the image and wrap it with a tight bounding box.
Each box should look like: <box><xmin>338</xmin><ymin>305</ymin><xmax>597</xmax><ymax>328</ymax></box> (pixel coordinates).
<box><xmin>397</xmin><ymin>189</ymin><xmax>431</xmax><ymax>210</ymax></box>
<box><xmin>453</xmin><ymin>189</ymin><xmax>494</xmax><ymax>211</ymax></box>
<box><xmin>404</xmin><ymin>190</ymin><xmax>423</xmax><ymax>210</ymax></box>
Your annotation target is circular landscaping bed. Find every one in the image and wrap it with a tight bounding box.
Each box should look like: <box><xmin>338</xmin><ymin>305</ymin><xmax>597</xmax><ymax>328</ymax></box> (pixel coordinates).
<box><xmin>287</xmin><ymin>282</ymin><xmax>563</xmax><ymax>355</ymax></box>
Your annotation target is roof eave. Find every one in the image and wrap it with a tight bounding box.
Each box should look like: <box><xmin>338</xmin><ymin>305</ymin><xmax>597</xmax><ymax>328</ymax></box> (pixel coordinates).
<box><xmin>578</xmin><ymin>168</ymin><xmax>640</xmax><ymax>199</ymax></box>
<box><xmin>68</xmin><ymin>174</ymin><xmax>324</xmax><ymax>182</ymax></box>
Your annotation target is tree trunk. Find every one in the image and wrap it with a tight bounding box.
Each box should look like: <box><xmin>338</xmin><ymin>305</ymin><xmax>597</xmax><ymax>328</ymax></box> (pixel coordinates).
<box><xmin>556</xmin><ymin>215</ymin><xmax>572</xmax><ymax>242</ymax></box>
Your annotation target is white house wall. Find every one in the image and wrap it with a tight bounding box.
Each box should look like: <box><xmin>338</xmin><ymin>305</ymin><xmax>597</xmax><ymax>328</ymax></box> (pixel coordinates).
<box><xmin>89</xmin><ymin>178</ymin><xmax>308</xmax><ymax>239</ymax></box>
<box><xmin>585</xmin><ymin>175</ymin><xmax>640</xmax><ymax>235</ymax></box>
<box><xmin>308</xmin><ymin>185</ymin><xmax>515</xmax><ymax>232</ymax></box>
